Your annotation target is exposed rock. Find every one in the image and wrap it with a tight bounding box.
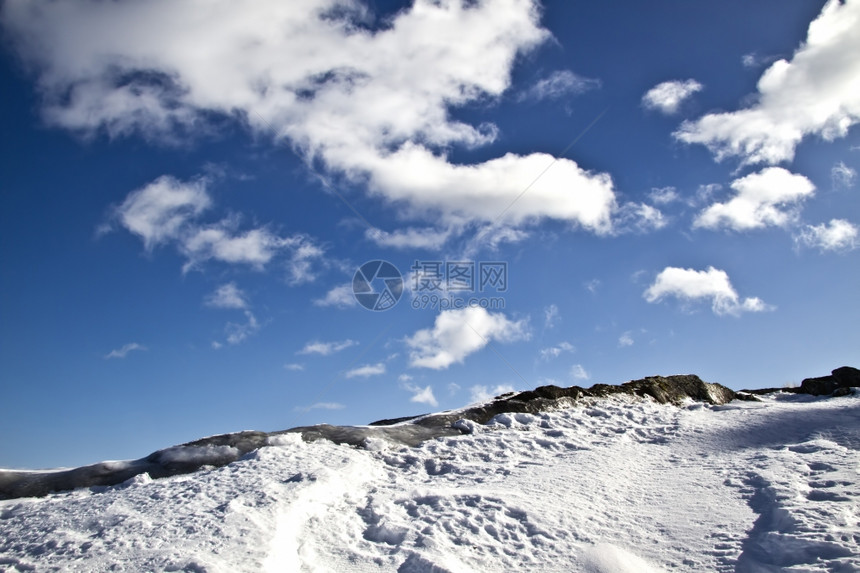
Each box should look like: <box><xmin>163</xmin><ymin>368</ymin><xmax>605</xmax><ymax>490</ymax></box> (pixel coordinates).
<box><xmin>379</xmin><ymin>374</ymin><xmax>740</xmax><ymax>428</ymax></box>
<box><xmin>832</xmin><ymin>386</ymin><xmax>853</xmax><ymax>398</ymax></box>
<box><xmin>0</xmin><ymin>431</ymin><xmax>268</xmax><ymax>500</ymax></box>
<box><xmin>799</xmin><ymin>366</ymin><xmax>860</xmax><ymax>396</ymax></box>
<box><xmin>737</xmin><ymin>386</ymin><xmax>801</xmax><ymax>396</ymax></box>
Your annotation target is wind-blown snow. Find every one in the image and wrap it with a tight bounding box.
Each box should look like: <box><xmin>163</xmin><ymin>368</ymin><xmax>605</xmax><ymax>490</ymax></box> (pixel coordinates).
<box><xmin>1</xmin><ymin>392</ymin><xmax>858</xmax><ymax>572</ymax></box>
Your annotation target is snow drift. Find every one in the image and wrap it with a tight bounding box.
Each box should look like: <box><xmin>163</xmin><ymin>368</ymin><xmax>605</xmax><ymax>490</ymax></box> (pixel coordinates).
<box><xmin>0</xmin><ymin>368</ymin><xmax>858</xmax><ymax>572</ymax></box>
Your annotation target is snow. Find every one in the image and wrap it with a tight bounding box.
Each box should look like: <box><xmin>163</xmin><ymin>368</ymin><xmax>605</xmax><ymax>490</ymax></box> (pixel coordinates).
<box><xmin>1</xmin><ymin>391</ymin><xmax>858</xmax><ymax>572</ymax></box>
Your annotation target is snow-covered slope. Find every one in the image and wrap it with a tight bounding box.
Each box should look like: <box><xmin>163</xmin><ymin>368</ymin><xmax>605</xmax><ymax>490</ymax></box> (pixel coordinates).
<box><xmin>1</xmin><ymin>389</ymin><xmax>858</xmax><ymax>572</ymax></box>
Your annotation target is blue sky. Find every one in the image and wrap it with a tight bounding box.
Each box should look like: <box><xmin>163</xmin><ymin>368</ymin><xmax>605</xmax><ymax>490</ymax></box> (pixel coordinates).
<box><xmin>1</xmin><ymin>0</ymin><xmax>858</xmax><ymax>469</ymax></box>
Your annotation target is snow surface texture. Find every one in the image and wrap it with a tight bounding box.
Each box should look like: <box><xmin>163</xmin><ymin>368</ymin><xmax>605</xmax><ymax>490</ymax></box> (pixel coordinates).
<box><xmin>1</xmin><ymin>392</ymin><xmax>858</xmax><ymax>572</ymax></box>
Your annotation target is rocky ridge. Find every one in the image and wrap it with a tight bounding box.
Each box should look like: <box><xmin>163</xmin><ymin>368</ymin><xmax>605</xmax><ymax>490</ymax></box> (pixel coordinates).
<box><xmin>1</xmin><ymin>367</ymin><xmax>856</xmax><ymax>500</ymax></box>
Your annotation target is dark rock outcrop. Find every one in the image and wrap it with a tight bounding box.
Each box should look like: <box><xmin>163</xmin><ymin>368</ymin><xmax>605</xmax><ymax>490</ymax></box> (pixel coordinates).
<box><xmin>799</xmin><ymin>366</ymin><xmax>860</xmax><ymax>396</ymax></box>
<box><xmin>0</xmin><ymin>431</ymin><xmax>269</xmax><ymax>501</ymax></box>
<box><xmin>740</xmin><ymin>366</ymin><xmax>860</xmax><ymax>397</ymax></box>
<box><xmin>395</xmin><ymin>374</ymin><xmax>740</xmax><ymax>428</ymax></box>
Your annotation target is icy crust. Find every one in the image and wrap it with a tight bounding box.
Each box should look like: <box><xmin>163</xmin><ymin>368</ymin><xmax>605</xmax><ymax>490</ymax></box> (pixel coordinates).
<box><xmin>1</xmin><ymin>392</ymin><xmax>858</xmax><ymax>572</ymax></box>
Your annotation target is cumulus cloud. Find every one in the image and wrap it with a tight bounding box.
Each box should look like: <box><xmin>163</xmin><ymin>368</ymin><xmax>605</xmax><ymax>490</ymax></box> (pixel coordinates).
<box><xmin>644</xmin><ymin>266</ymin><xmax>773</xmax><ymax>316</ymax></box>
<box><xmin>205</xmin><ymin>282</ymin><xmax>248</xmax><ymax>310</ymax></box>
<box><xmin>345</xmin><ymin>362</ymin><xmax>386</xmax><ymax>379</ymax></box>
<box><xmin>642</xmin><ymin>79</ymin><xmax>703</xmax><ymax>115</ymax></box>
<box><xmin>104</xmin><ymin>342</ymin><xmax>146</xmax><ymax>359</ymax></box>
<box><xmin>618</xmin><ymin>332</ymin><xmax>634</xmax><ymax>347</ymax></box>
<box><xmin>2</xmin><ymin>0</ymin><xmax>622</xmax><ymax>239</ymax></box>
<box><xmin>675</xmin><ymin>0</ymin><xmax>860</xmax><ymax>165</ymax></box>
<box><xmin>406</xmin><ymin>307</ymin><xmax>529</xmax><ymax>370</ymax></box>
<box><xmin>795</xmin><ymin>219</ymin><xmax>858</xmax><ymax>252</ymax></box>
<box><xmin>520</xmin><ymin>70</ymin><xmax>601</xmax><ymax>101</ymax></box>
<box><xmin>693</xmin><ymin>167</ymin><xmax>814</xmax><ymax>231</ymax></box>
<box><xmin>114</xmin><ymin>176</ymin><xmax>210</xmax><ymax>250</ymax></box>
<box><xmin>283</xmin><ymin>363</ymin><xmax>304</xmax><ymax>371</ymax></box>
<box><xmin>470</xmin><ymin>384</ymin><xmax>515</xmax><ymax>404</ymax></box>
<box><xmin>364</xmin><ymin>146</ymin><xmax>617</xmax><ymax>233</ymax></box>
<box><xmin>110</xmin><ymin>175</ymin><xmax>324</xmax><ymax>273</ymax></box>
<box><xmin>297</xmin><ymin>339</ymin><xmax>358</xmax><ymax>356</ymax></box>
<box><xmin>313</xmin><ymin>284</ymin><xmax>357</xmax><ymax>308</ymax></box>
<box><xmin>539</xmin><ymin>341</ymin><xmax>575</xmax><ymax>361</ymax></box>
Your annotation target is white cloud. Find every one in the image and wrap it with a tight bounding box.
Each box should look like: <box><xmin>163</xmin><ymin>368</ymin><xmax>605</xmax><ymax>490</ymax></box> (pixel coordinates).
<box><xmin>365</xmin><ymin>146</ymin><xmax>617</xmax><ymax>233</ymax></box>
<box><xmin>297</xmin><ymin>339</ymin><xmax>358</xmax><ymax>356</ymax></box>
<box><xmin>205</xmin><ymin>282</ymin><xmax>248</xmax><ymax>310</ymax></box>
<box><xmin>462</xmin><ymin>225</ymin><xmax>531</xmax><ymax>256</ymax></box>
<box><xmin>345</xmin><ymin>362</ymin><xmax>386</xmax><ymax>379</ymax></box>
<box><xmin>111</xmin><ymin>175</ymin><xmax>324</xmax><ymax>272</ymax></box>
<box><xmin>294</xmin><ymin>402</ymin><xmax>345</xmax><ymax>413</ymax></box>
<box><xmin>742</xmin><ymin>52</ymin><xmax>779</xmax><ymax>69</ymax></box>
<box><xmin>285</xmin><ymin>239</ymin><xmax>326</xmax><ymax>285</ymax></box>
<box><xmin>470</xmin><ymin>384</ymin><xmax>515</xmax><ymax>404</ymax></box>
<box><xmin>406</xmin><ymin>307</ymin><xmax>529</xmax><ymax>370</ymax></box>
<box><xmin>675</xmin><ymin>0</ymin><xmax>860</xmax><ymax>165</ymax></box>
<box><xmin>313</xmin><ymin>284</ymin><xmax>357</xmax><ymax>308</ymax></box>
<box><xmin>224</xmin><ymin>311</ymin><xmax>260</xmax><ymax>345</ymax></box>
<box><xmin>832</xmin><ymin>161</ymin><xmax>857</xmax><ymax>189</ymax></box>
<box><xmin>3</xmin><ymin>0</ymin><xmax>622</xmax><ymax>238</ymax></box>
<box><xmin>693</xmin><ymin>167</ymin><xmax>814</xmax><ymax>231</ymax></box>
<box><xmin>520</xmin><ymin>70</ymin><xmax>601</xmax><ymax>101</ymax></box>
<box><xmin>613</xmin><ymin>202</ymin><xmax>667</xmax><ymax>233</ymax></box>
<box><xmin>283</xmin><ymin>363</ymin><xmax>304</xmax><ymax>371</ymax></box>
<box><xmin>402</xmin><ymin>383</ymin><xmax>438</xmax><ymax>407</ymax></box>
<box><xmin>585</xmin><ymin>279</ymin><xmax>601</xmax><ymax>294</ymax></box>
<box><xmin>795</xmin><ymin>219</ymin><xmax>859</xmax><ymax>252</ymax></box>
<box><xmin>539</xmin><ymin>342</ymin><xmax>575</xmax><ymax>361</ymax></box>
<box><xmin>570</xmin><ymin>364</ymin><xmax>590</xmax><ymax>381</ymax></box>
<box><xmin>544</xmin><ymin>304</ymin><xmax>560</xmax><ymax>328</ymax></box>
<box><xmin>104</xmin><ymin>342</ymin><xmax>146</xmax><ymax>360</ymax></box>
<box><xmin>365</xmin><ymin>226</ymin><xmax>452</xmax><ymax>250</ymax></box>
<box><xmin>642</xmin><ymin>79</ymin><xmax>703</xmax><ymax>115</ymax></box>
<box><xmin>648</xmin><ymin>187</ymin><xmax>680</xmax><ymax>205</ymax></box>
<box><xmin>618</xmin><ymin>332</ymin><xmax>634</xmax><ymax>347</ymax></box>
<box><xmin>183</xmin><ymin>226</ymin><xmax>289</xmax><ymax>272</ymax></box>
<box><xmin>114</xmin><ymin>175</ymin><xmax>210</xmax><ymax>250</ymax></box>
<box><xmin>694</xmin><ymin>183</ymin><xmax>722</xmax><ymax>206</ymax></box>
<box><xmin>644</xmin><ymin>266</ymin><xmax>773</xmax><ymax>316</ymax></box>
